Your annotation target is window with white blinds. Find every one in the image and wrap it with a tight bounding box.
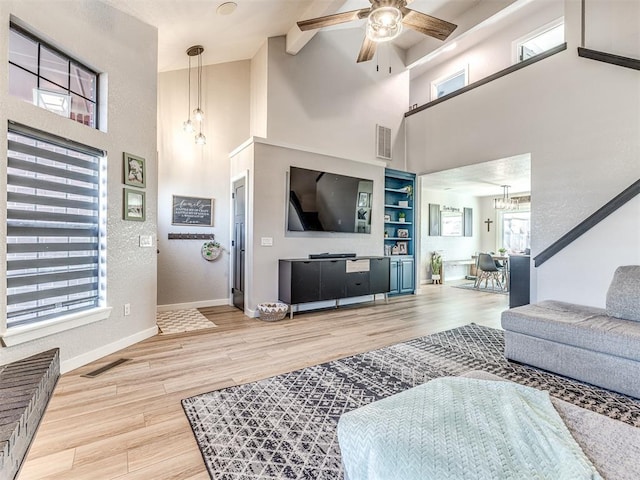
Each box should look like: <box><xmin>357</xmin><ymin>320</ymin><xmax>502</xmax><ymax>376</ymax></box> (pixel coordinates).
<box><xmin>6</xmin><ymin>125</ymin><xmax>105</xmax><ymax>328</ymax></box>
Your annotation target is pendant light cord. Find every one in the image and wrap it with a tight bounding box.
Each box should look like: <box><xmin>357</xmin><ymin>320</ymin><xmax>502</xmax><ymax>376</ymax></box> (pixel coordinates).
<box><xmin>187</xmin><ymin>55</ymin><xmax>192</xmax><ymax>118</ymax></box>
<box><xmin>197</xmin><ymin>51</ymin><xmax>202</xmax><ymax>111</ymax></box>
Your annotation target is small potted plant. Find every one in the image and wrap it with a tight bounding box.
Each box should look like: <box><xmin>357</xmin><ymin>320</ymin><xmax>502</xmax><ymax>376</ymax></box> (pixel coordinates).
<box><xmin>498</xmin><ymin>247</ymin><xmax>507</xmax><ymax>256</ymax></box>
<box><xmin>431</xmin><ymin>252</ymin><xmax>442</xmax><ymax>284</ymax></box>
<box><xmin>403</xmin><ymin>185</ymin><xmax>413</xmax><ymax>199</ymax></box>
<box><xmin>398</xmin><ymin>212</ymin><xmax>406</xmax><ymax>223</ymax></box>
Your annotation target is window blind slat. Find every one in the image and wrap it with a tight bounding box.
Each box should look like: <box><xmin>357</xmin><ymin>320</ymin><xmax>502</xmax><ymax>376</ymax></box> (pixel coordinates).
<box><xmin>9</xmin><ymin>156</ymin><xmax>97</xmax><ymax>184</ymax></box>
<box><xmin>8</xmin><ymin>282</ymin><xmax>98</xmax><ymax>306</ymax></box>
<box><xmin>8</xmin><ymin>192</ymin><xmax>98</xmax><ymax>211</ymax></box>
<box><xmin>8</xmin><ymin>174</ymin><xmax>98</xmax><ymax>198</ymax></box>
<box><xmin>7</xmin><ymin>225</ymin><xmax>97</xmax><ymax>237</ymax></box>
<box><xmin>7</xmin><ymin>209</ymin><xmax>97</xmax><ymax>225</ymax></box>
<box><xmin>8</xmin><ymin>299</ymin><xmax>97</xmax><ymax>324</ymax></box>
<box><xmin>7</xmin><ymin>268</ymin><xmax>96</xmax><ymax>288</ymax></box>
<box><xmin>7</xmin><ymin>255</ymin><xmax>98</xmax><ymax>271</ymax></box>
<box><xmin>7</xmin><ymin>139</ymin><xmax>100</xmax><ymax>171</ymax></box>
<box><xmin>7</xmin><ymin>242</ymin><xmax>96</xmax><ymax>254</ymax></box>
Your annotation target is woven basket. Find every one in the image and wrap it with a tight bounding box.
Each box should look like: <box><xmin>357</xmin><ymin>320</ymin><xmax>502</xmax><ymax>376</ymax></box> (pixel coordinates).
<box><xmin>257</xmin><ymin>302</ymin><xmax>289</xmax><ymax>322</ymax></box>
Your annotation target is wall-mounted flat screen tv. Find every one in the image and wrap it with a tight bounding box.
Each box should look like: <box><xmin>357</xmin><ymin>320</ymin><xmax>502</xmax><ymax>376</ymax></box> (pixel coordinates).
<box><xmin>288</xmin><ymin>166</ymin><xmax>373</xmax><ymax>233</ymax></box>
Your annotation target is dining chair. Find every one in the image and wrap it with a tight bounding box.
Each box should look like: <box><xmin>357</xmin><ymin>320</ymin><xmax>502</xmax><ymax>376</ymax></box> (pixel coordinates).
<box><xmin>475</xmin><ymin>253</ymin><xmax>503</xmax><ymax>290</ymax></box>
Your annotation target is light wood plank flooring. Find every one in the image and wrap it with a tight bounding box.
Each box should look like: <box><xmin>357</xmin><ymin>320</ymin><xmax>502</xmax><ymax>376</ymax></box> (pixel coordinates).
<box><xmin>19</xmin><ymin>284</ymin><xmax>506</xmax><ymax>479</ymax></box>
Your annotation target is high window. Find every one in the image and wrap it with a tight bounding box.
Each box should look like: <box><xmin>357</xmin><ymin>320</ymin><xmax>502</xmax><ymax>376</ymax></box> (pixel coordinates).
<box><xmin>6</xmin><ymin>125</ymin><xmax>106</xmax><ymax>328</ymax></box>
<box><xmin>8</xmin><ymin>24</ymin><xmax>98</xmax><ymax>128</ymax></box>
<box><xmin>515</xmin><ymin>20</ymin><xmax>564</xmax><ymax>62</ymax></box>
<box><xmin>431</xmin><ymin>66</ymin><xmax>468</xmax><ymax>100</ymax></box>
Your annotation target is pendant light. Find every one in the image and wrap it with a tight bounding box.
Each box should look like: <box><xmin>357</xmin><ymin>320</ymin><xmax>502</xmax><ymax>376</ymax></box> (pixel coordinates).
<box><xmin>182</xmin><ymin>53</ymin><xmax>194</xmax><ymax>133</ymax></box>
<box><xmin>185</xmin><ymin>45</ymin><xmax>206</xmax><ymax>145</ymax></box>
<box><xmin>493</xmin><ymin>185</ymin><xmax>519</xmax><ymax>210</ymax></box>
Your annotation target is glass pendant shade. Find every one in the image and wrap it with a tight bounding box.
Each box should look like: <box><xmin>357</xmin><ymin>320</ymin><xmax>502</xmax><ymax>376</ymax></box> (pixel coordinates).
<box><xmin>193</xmin><ymin>108</ymin><xmax>204</xmax><ymax>122</ymax></box>
<box><xmin>183</xmin><ymin>119</ymin><xmax>194</xmax><ymax>133</ymax></box>
<box><xmin>366</xmin><ymin>6</ymin><xmax>403</xmax><ymax>43</ymax></box>
<box><xmin>195</xmin><ymin>132</ymin><xmax>206</xmax><ymax>145</ymax></box>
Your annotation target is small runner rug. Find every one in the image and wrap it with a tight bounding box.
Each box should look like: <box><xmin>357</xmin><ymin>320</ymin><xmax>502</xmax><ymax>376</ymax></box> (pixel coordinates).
<box><xmin>182</xmin><ymin>324</ymin><xmax>640</xmax><ymax>480</ymax></box>
<box><xmin>453</xmin><ymin>282</ymin><xmax>509</xmax><ymax>295</ymax></box>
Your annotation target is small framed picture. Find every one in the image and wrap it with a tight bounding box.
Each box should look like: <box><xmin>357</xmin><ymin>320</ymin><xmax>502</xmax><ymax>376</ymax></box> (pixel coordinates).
<box><xmin>397</xmin><ymin>229</ymin><xmax>409</xmax><ymax>238</ymax></box>
<box><xmin>397</xmin><ymin>241</ymin><xmax>408</xmax><ymax>255</ymax></box>
<box><xmin>384</xmin><ymin>214</ymin><xmax>391</xmax><ymax>222</ymax></box>
<box><xmin>358</xmin><ymin>192</ymin><xmax>370</xmax><ymax>207</ymax></box>
<box><xmin>124</xmin><ymin>152</ymin><xmax>146</xmax><ymax>188</ymax></box>
<box><xmin>357</xmin><ymin>208</ymin><xmax>368</xmax><ymax>220</ymax></box>
<box><xmin>124</xmin><ymin>188</ymin><xmax>145</xmax><ymax>221</ymax></box>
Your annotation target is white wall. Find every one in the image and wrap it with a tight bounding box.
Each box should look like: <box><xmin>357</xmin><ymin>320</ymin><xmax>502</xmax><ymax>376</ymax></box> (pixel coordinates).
<box><xmin>157</xmin><ymin>61</ymin><xmax>250</xmax><ymax>308</ymax></box>
<box><xmin>0</xmin><ymin>1</ymin><xmax>158</xmax><ymax>371</ymax></box>
<box><xmin>265</xmin><ymin>32</ymin><xmax>410</xmax><ymax>167</ymax></box>
<box><xmin>230</xmin><ymin>139</ymin><xmax>386</xmax><ymax>315</ymax></box>
<box><xmin>406</xmin><ymin>0</ymin><xmax>640</xmax><ymax>307</ymax></box>
<box><xmin>250</xmin><ymin>40</ymin><xmax>268</xmax><ymax>138</ymax></box>
<box><xmin>410</xmin><ymin>0</ymin><xmax>563</xmax><ymax>106</ymax></box>
<box><xmin>585</xmin><ymin>0</ymin><xmax>640</xmax><ymax>58</ymax></box>
<box><xmin>420</xmin><ymin>189</ymin><xmax>483</xmax><ymax>282</ymax></box>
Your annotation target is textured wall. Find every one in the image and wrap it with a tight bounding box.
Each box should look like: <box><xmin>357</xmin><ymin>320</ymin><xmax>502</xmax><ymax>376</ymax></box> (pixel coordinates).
<box><xmin>156</xmin><ymin>61</ymin><xmax>250</xmax><ymax>307</ymax></box>
<box><xmin>265</xmin><ymin>33</ymin><xmax>410</xmax><ymax>168</ymax></box>
<box><xmin>0</xmin><ymin>1</ymin><xmax>158</xmax><ymax>371</ymax></box>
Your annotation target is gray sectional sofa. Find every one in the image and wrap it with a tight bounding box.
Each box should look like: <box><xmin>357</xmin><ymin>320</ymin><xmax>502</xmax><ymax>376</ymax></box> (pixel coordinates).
<box><xmin>502</xmin><ymin>265</ymin><xmax>640</xmax><ymax>398</ymax></box>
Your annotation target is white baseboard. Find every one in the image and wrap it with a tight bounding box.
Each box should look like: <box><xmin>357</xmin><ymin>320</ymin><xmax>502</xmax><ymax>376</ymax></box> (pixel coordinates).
<box><xmin>156</xmin><ymin>298</ymin><xmax>228</xmax><ymax>312</ymax></box>
<box><xmin>60</xmin><ymin>325</ymin><xmax>158</xmax><ymax>374</ymax></box>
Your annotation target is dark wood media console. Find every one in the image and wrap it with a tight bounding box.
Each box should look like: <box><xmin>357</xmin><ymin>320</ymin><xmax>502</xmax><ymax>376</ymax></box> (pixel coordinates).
<box><xmin>278</xmin><ymin>256</ymin><xmax>390</xmax><ymax>317</ymax></box>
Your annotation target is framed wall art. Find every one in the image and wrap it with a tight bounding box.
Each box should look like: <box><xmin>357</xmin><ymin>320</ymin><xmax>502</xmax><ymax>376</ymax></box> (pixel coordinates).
<box><xmin>124</xmin><ymin>152</ymin><xmax>146</xmax><ymax>188</ymax></box>
<box><xmin>124</xmin><ymin>188</ymin><xmax>145</xmax><ymax>221</ymax></box>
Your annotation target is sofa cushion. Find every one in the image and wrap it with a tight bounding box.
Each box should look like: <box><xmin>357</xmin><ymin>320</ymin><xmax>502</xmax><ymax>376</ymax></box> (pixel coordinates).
<box><xmin>606</xmin><ymin>265</ymin><xmax>640</xmax><ymax>322</ymax></box>
<box><xmin>501</xmin><ymin>300</ymin><xmax>640</xmax><ymax>362</ymax></box>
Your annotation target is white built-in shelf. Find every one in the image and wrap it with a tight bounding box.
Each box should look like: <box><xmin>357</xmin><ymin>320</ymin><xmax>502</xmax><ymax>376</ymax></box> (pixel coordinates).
<box><xmin>384</xmin><ymin>221</ymin><xmax>412</xmax><ymax>225</ymax></box>
<box><xmin>384</xmin><ymin>204</ymin><xmax>413</xmax><ymax>210</ymax></box>
<box><xmin>385</xmin><ymin>237</ymin><xmax>413</xmax><ymax>241</ymax></box>
<box><xmin>384</xmin><ymin>187</ymin><xmax>412</xmax><ymax>193</ymax></box>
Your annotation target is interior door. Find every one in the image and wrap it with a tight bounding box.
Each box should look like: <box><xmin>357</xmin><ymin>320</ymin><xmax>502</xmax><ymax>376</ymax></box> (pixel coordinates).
<box><xmin>232</xmin><ymin>179</ymin><xmax>245</xmax><ymax>311</ymax></box>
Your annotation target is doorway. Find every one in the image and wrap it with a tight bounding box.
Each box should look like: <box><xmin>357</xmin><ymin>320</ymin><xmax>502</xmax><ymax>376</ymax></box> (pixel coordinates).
<box><xmin>232</xmin><ymin>177</ymin><xmax>245</xmax><ymax>311</ymax></box>
<box><xmin>419</xmin><ymin>154</ymin><xmax>531</xmax><ymax>286</ymax></box>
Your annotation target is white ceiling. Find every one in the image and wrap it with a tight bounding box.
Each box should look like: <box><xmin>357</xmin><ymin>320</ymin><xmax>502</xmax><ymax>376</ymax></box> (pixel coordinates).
<box><xmin>100</xmin><ymin>0</ymin><xmax>481</xmax><ymax>72</ymax></box>
<box><xmin>421</xmin><ymin>154</ymin><xmax>531</xmax><ymax>197</ymax></box>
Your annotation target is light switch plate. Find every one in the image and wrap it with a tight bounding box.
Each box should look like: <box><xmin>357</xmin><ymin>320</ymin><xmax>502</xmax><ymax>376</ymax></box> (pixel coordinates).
<box><xmin>261</xmin><ymin>237</ymin><xmax>273</xmax><ymax>247</ymax></box>
<box><xmin>139</xmin><ymin>235</ymin><xmax>153</xmax><ymax>247</ymax></box>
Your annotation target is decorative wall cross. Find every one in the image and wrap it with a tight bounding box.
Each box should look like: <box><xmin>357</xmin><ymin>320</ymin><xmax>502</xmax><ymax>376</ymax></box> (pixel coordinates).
<box><xmin>484</xmin><ymin>218</ymin><xmax>493</xmax><ymax>232</ymax></box>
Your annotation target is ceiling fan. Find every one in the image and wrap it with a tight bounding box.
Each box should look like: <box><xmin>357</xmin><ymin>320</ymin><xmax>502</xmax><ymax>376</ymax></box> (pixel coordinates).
<box><xmin>297</xmin><ymin>0</ymin><xmax>457</xmax><ymax>63</ymax></box>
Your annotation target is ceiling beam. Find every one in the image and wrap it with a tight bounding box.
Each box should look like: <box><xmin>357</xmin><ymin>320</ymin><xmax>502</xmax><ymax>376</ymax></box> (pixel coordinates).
<box><xmin>286</xmin><ymin>0</ymin><xmax>350</xmax><ymax>55</ymax></box>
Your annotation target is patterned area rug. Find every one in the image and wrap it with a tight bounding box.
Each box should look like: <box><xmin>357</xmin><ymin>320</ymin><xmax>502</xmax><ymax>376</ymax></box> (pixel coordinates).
<box><xmin>453</xmin><ymin>282</ymin><xmax>508</xmax><ymax>295</ymax></box>
<box><xmin>156</xmin><ymin>308</ymin><xmax>217</xmax><ymax>334</ymax></box>
<box><xmin>182</xmin><ymin>324</ymin><xmax>640</xmax><ymax>479</ymax></box>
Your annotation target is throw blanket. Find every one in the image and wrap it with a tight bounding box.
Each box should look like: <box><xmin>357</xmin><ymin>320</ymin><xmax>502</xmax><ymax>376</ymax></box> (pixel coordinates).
<box><xmin>337</xmin><ymin>377</ymin><xmax>603</xmax><ymax>480</ymax></box>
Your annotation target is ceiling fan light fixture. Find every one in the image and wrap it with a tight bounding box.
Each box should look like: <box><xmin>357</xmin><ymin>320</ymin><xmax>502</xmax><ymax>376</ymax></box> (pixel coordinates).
<box><xmin>366</xmin><ymin>6</ymin><xmax>403</xmax><ymax>43</ymax></box>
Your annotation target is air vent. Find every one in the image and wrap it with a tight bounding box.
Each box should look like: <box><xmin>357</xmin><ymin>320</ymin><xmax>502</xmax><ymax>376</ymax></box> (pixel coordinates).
<box><xmin>376</xmin><ymin>125</ymin><xmax>392</xmax><ymax>161</ymax></box>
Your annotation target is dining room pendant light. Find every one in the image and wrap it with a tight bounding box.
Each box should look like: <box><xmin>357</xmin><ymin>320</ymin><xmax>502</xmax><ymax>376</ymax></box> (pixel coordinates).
<box><xmin>493</xmin><ymin>185</ymin><xmax>518</xmax><ymax>210</ymax></box>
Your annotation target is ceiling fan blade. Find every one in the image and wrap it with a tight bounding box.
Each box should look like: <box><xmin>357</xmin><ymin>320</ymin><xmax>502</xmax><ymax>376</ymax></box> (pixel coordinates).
<box><xmin>400</xmin><ymin>8</ymin><xmax>457</xmax><ymax>41</ymax></box>
<box><xmin>297</xmin><ymin>8</ymin><xmax>370</xmax><ymax>31</ymax></box>
<box><xmin>357</xmin><ymin>35</ymin><xmax>377</xmax><ymax>63</ymax></box>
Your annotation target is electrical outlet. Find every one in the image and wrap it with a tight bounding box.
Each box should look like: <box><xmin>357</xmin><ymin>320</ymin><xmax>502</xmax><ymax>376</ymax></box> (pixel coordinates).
<box><xmin>124</xmin><ymin>303</ymin><xmax>130</xmax><ymax>316</ymax></box>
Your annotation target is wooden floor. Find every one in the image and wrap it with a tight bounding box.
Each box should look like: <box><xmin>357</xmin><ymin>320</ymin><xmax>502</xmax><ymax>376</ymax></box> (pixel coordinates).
<box><xmin>20</xmin><ymin>284</ymin><xmax>506</xmax><ymax>479</ymax></box>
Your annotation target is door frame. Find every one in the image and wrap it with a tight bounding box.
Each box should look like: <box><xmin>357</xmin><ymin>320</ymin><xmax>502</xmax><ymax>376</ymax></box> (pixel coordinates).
<box><xmin>230</xmin><ymin>170</ymin><xmax>250</xmax><ymax>315</ymax></box>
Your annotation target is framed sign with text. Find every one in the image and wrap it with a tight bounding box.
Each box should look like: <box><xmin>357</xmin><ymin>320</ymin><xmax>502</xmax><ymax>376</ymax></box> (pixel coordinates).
<box><xmin>172</xmin><ymin>195</ymin><xmax>213</xmax><ymax>226</ymax></box>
